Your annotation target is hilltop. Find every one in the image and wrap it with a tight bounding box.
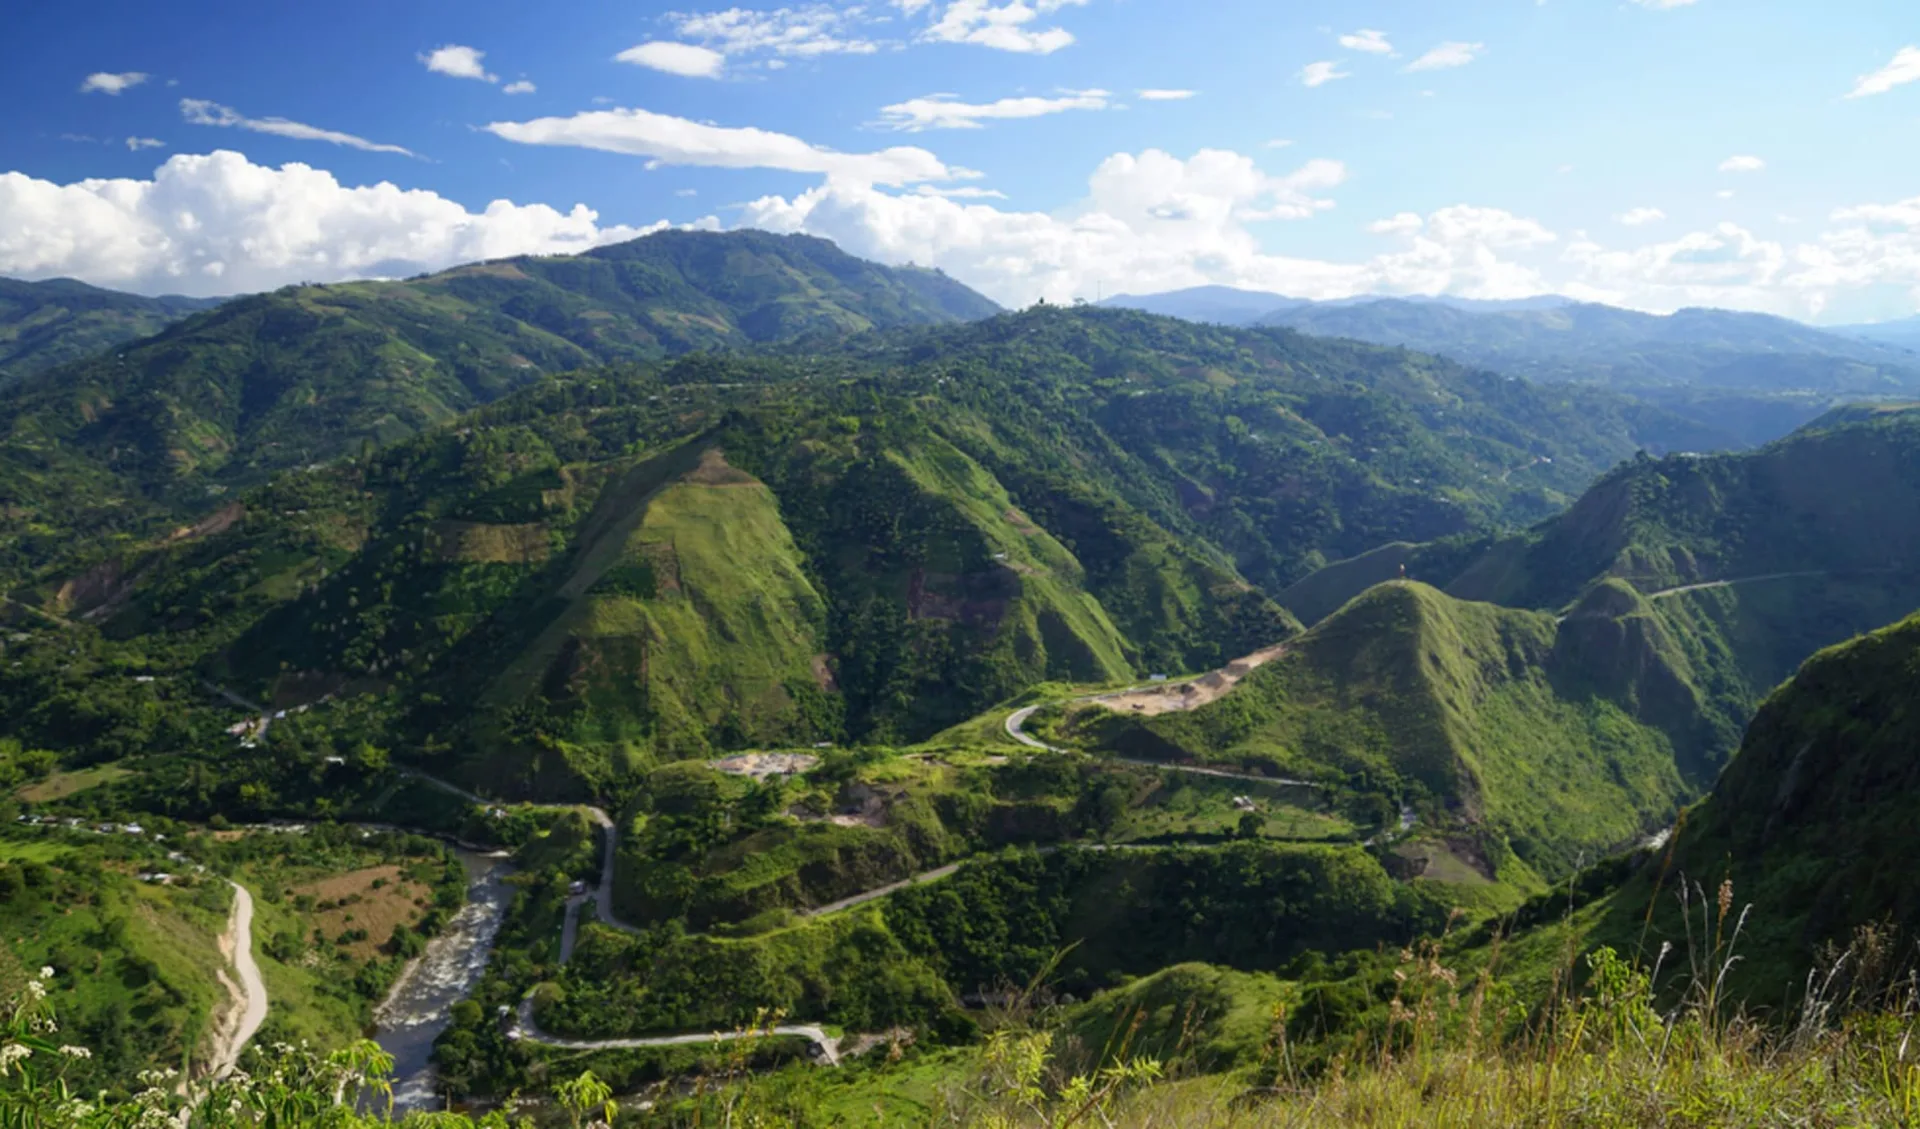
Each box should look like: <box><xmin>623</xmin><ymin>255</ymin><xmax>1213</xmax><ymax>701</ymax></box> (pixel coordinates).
<box><xmin>0</xmin><ymin>231</ymin><xmax>997</xmax><ymax>555</ymax></box>
<box><xmin>0</xmin><ymin>277</ymin><xmax>219</xmax><ymax>385</ymax></box>
<box><xmin>4</xmin><ymin>303</ymin><xmax>1770</xmax><ymax>795</ymax></box>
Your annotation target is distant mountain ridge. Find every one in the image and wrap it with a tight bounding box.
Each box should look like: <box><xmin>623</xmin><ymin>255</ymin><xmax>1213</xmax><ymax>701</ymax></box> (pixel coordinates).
<box><xmin>1102</xmin><ymin>288</ymin><xmax>1920</xmax><ymax>409</ymax></box>
<box><xmin>0</xmin><ymin>277</ymin><xmax>221</xmax><ymax>385</ymax></box>
<box><xmin>0</xmin><ymin>231</ymin><xmax>1000</xmax><ymax>548</ymax></box>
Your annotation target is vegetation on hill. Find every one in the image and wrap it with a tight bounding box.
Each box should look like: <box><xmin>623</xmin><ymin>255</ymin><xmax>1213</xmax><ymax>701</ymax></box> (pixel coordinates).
<box><xmin>1080</xmin><ymin>581</ymin><xmax>1723</xmax><ymax>876</ymax></box>
<box><xmin>0</xmin><ymin>231</ymin><xmax>998</xmax><ymax>565</ymax></box>
<box><xmin>1258</xmin><ymin>297</ymin><xmax>1920</xmax><ymax>394</ymax></box>
<box><xmin>2</xmin><ymin>304</ymin><xmax>1763</xmax><ymax>793</ymax></box>
<box><xmin>0</xmin><ymin>277</ymin><xmax>216</xmax><ymax>386</ymax></box>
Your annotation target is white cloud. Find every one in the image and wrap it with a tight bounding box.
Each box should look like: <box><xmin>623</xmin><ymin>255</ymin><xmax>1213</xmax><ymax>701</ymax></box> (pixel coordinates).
<box><xmin>737</xmin><ymin>149</ymin><xmax>1359</xmax><ymax>303</ymax></box>
<box><xmin>1137</xmin><ymin>89</ymin><xmax>1196</xmax><ymax>101</ymax></box>
<box><xmin>912</xmin><ymin>0</ymin><xmax>1089</xmax><ymax>54</ymax></box>
<box><xmin>672</xmin><ymin>5</ymin><xmax>880</xmax><ymax>59</ymax></box>
<box><xmin>878</xmin><ymin>89</ymin><xmax>1110</xmax><ymax>130</ymax></box>
<box><xmin>21</xmin><ymin>143</ymin><xmax>1920</xmax><ymax>320</ymax></box>
<box><xmin>1627</xmin><ymin>0</ymin><xmax>1699</xmax><ymax>7</ymax></box>
<box><xmin>1617</xmin><ymin>207</ymin><xmax>1666</xmax><ymax>226</ymax></box>
<box><xmin>1717</xmin><ymin>189</ymin><xmax>1735</xmax><ymax>199</ymax></box>
<box><xmin>1405</xmin><ymin>42</ymin><xmax>1484</xmax><ymax>72</ymax></box>
<box><xmin>616</xmin><ymin>42</ymin><xmax>727</xmax><ymax>78</ymax></box>
<box><xmin>1848</xmin><ymin>46</ymin><xmax>1920</xmax><ymax>99</ymax></box>
<box><xmin>1718</xmin><ymin>154</ymin><xmax>1765</xmax><ymax>173</ymax></box>
<box><xmin>1300</xmin><ymin>61</ymin><xmax>1348</xmax><ymax>87</ymax></box>
<box><xmin>80</xmin><ymin>72</ymin><xmax>148</xmax><ymax>95</ymax></box>
<box><xmin>125</xmin><ymin>137</ymin><xmax>166</xmax><ymax>151</ymax></box>
<box><xmin>503</xmin><ymin>80</ymin><xmax>537</xmax><ymax>95</ymax></box>
<box><xmin>420</xmin><ymin>45</ymin><xmax>497</xmax><ymax>83</ymax></box>
<box><xmin>675</xmin><ymin>188</ymin><xmax>699</xmax><ymax>197</ymax></box>
<box><xmin>0</xmin><ymin>149</ymin><xmax>712</xmax><ymax>296</ymax></box>
<box><xmin>1338</xmin><ymin>29</ymin><xmax>1393</xmax><ymax>55</ymax></box>
<box><xmin>914</xmin><ymin>184</ymin><xmax>1008</xmax><ymax>199</ymax></box>
<box><xmin>1265</xmin><ymin>139</ymin><xmax>1294</xmax><ymax>149</ymax></box>
<box><xmin>180</xmin><ymin>100</ymin><xmax>416</xmax><ymax>157</ymax></box>
<box><xmin>485</xmin><ymin>106</ymin><xmax>961</xmax><ymax>185</ymax></box>
<box><xmin>1562</xmin><ymin>223</ymin><xmax>1789</xmax><ymax>313</ymax></box>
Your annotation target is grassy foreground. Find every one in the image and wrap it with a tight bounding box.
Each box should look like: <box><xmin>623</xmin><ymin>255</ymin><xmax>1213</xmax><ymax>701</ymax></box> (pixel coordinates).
<box><xmin>12</xmin><ymin>905</ymin><xmax>1920</xmax><ymax>1127</ymax></box>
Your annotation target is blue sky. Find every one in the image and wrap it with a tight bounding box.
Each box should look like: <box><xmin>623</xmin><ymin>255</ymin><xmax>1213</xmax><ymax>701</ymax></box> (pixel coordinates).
<box><xmin>6</xmin><ymin>0</ymin><xmax>1920</xmax><ymax>322</ymax></box>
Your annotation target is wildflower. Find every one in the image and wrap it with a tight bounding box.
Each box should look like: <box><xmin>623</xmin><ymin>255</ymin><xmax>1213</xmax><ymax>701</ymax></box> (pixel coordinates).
<box><xmin>38</xmin><ymin>966</ymin><xmax>54</xmax><ymax>980</ymax></box>
<box><xmin>59</xmin><ymin>1045</ymin><xmax>91</xmax><ymax>1059</ymax></box>
<box><xmin>0</xmin><ymin>1043</ymin><xmax>32</xmax><ymax>1071</ymax></box>
<box><xmin>23</xmin><ymin>980</ymin><xmax>46</xmax><ymax>1001</ymax></box>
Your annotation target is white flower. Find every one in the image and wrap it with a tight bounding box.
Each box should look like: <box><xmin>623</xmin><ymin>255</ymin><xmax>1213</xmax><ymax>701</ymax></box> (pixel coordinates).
<box><xmin>0</xmin><ymin>1043</ymin><xmax>32</xmax><ymax>1070</ymax></box>
<box><xmin>38</xmin><ymin>966</ymin><xmax>54</xmax><ymax>980</ymax></box>
<box><xmin>58</xmin><ymin>1045</ymin><xmax>91</xmax><ymax>1059</ymax></box>
<box><xmin>24</xmin><ymin>980</ymin><xmax>46</xmax><ymax>1001</ymax></box>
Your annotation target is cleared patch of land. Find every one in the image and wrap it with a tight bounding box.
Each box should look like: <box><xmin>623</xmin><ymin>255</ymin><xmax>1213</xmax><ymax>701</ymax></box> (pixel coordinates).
<box><xmin>1088</xmin><ymin>642</ymin><xmax>1291</xmax><ymax>717</ymax></box>
<box><xmin>17</xmin><ymin>764</ymin><xmax>133</xmax><ymax>802</ymax></box>
<box><xmin>290</xmin><ymin>865</ymin><xmax>432</xmax><ymax>961</ymax></box>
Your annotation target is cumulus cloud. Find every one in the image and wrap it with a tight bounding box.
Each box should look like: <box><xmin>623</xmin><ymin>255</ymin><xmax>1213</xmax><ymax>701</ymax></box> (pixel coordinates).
<box><xmin>1848</xmin><ymin>46</ymin><xmax>1920</xmax><ymax>99</ymax></box>
<box><xmin>616</xmin><ymin>42</ymin><xmax>727</xmax><ymax>78</ymax></box>
<box><xmin>877</xmin><ymin>89</ymin><xmax>1110</xmax><ymax>130</ymax></box>
<box><xmin>421</xmin><ymin>45</ymin><xmax>497</xmax><ymax>82</ymax></box>
<box><xmin>1618</xmin><ymin>207</ymin><xmax>1666</xmax><ymax>226</ymax></box>
<box><xmin>1338</xmin><ymin>29</ymin><xmax>1393</xmax><ymax>54</ymax></box>
<box><xmin>737</xmin><ymin>149</ymin><xmax>1361</xmax><ymax>303</ymax></box>
<box><xmin>80</xmin><ymin>72</ymin><xmax>148</xmax><ymax>95</ymax></box>
<box><xmin>1719</xmin><ymin>154</ymin><xmax>1765</xmax><ymax>173</ymax></box>
<box><xmin>912</xmin><ymin>0</ymin><xmax>1090</xmax><ymax>54</ymax></box>
<box><xmin>1300</xmin><ymin>61</ymin><xmax>1348</xmax><ymax>87</ymax></box>
<box><xmin>0</xmin><ymin>149</ymin><xmax>713</xmax><ymax>296</ymax></box>
<box><xmin>180</xmin><ymin>99</ymin><xmax>416</xmax><ymax>156</ymax></box>
<box><xmin>1137</xmin><ymin>89</ymin><xmax>1196</xmax><ymax>101</ymax></box>
<box><xmin>1405</xmin><ymin>42</ymin><xmax>1484</xmax><ymax>72</ymax></box>
<box><xmin>503</xmin><ymin>80</ymin><xmax>536</xmax><ymax>95</ymax></box>
<box><xmin>485</xmin><ymin>106</ymin><xmax>961</xmax><ymax>185</ymax></box>
<box><xmin>22</xmin><ymin>139</ymin><xmax>1920</xmax><ymax>321</ymax></box>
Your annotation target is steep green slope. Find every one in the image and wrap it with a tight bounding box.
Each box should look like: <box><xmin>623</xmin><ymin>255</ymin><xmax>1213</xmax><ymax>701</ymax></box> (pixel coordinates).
<box><xmin>7</xmin><ymin>305</ymin><xmax>1790</xmax><ymax>796</ymax></box>
<box><xmin>1086</xmin><ymin>581</ymin><xmax>1726</xmax><ymax>875</ymax></box>
<box><xmin>0</xmin><ymin>277</ymin><xmax>218</xmax><ymax>384</ymax></box>
<box><xmin>1646</xmin><ymin>611</ymin><xmax>1920</xmax><ymax>987</ymax></box>
<box><xmin>1287</xmin><ymin>411</ymin><xmax>1920</xmax><ymax>624</ymax></box>
<box><xmin>0</xmin><ymin>231</ymin><xmax>997</xmax><ymax>558</ymax></box>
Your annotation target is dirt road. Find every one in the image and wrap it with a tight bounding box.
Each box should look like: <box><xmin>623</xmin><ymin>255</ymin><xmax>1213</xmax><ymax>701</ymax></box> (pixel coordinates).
<box><xmin>205</xmin><ymin>883</ymin><xmax>267</xmax><ymax>1081</ymax></box>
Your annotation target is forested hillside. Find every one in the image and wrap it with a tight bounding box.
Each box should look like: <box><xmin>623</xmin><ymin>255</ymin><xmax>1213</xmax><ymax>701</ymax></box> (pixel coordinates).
<box><xmin>0</xmin><ymin>277</ymin><xmax>218</xmax><ymax>385</ymax></box>
<box><xmin>0</xmin><ymin>231</ymin><xmax>997</xmax><ymax>566</ymax></box>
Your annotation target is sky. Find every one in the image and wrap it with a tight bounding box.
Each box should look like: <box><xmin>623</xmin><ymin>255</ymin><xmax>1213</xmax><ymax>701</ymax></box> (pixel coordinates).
<box><xmin>6</xmin><ymin>0</ymin><xmax>1920</xmax><ymax>323</ymax></box>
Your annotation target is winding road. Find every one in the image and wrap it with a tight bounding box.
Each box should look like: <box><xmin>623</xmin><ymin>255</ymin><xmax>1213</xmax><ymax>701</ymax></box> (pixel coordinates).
<box><xmin>205</xmin><ymin>882</ymin><xmax>268</xmax><ymax>1082</ymax></box>
<box><xmin>509</xmin><ymin>1000</ymin><xmax>841</xmax><ymax>1064</ymax></box>
<box><xmin>1005</xmin><ymin>695</ymin><xmax>1318</xmax><ymax>788</ymax></box>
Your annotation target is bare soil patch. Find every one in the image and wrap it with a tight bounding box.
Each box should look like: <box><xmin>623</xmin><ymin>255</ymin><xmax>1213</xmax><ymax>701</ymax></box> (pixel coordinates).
<box><xmin>291</xmin><ymin>865</ymin><xmax>431</xmax><ymax>961</ymax></box>
<box><xmin>1091</xmin><ymin>641</ymin><xmax>1292</xmax><ymax>717</ymax></box>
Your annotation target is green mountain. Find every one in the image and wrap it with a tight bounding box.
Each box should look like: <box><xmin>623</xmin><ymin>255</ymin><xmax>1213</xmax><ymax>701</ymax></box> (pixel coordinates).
<box><xmin>0</xmin><ymin>277</ymin><xmax>219</xmax><ymax>386</ymax></box>
<box><xmin>1079</xmin><ymin>578</ymin><xmax>1722</xmax><ymax>877</ymax></box>
<box><xmin>1288</xmin><ymin>409</ymin><xmax>1920</xmax><ymax>621</ymax></box>
<box><xmin>1256</xmin><ymin>298</ymin><xmax>1920</xmax><ymax>394</ymax></box>
<box><xmin>0</xmin><ymin>231</ymin><xmax>997</xmax><ymax>556</ymax></box>
<box><xmin>1647</xmin><ymin>609</ymin><xmax>1920</xmax><ymax>989</ymax></box>
<box><xmin>8</xmin><ymin>305</ymin><xmax>1754</xmax><ymax>797</ymax></box>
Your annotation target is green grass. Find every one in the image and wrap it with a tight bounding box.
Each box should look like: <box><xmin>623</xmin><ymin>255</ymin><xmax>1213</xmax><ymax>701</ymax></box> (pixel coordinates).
<box><xmin>17</xmin><ymin>763</ymin><xmax>133</xmax><ymax>802</ymax></box>
<box><xmin>1094</xmin><ymin>582</ymin><xmax>1701</xmax><ymax>879</ymax></box>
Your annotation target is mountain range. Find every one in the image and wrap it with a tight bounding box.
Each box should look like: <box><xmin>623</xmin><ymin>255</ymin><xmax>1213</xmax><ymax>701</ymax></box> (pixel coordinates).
<box><xmin>8</xmin><ymin>232</ymin><xmax>1920</xmax><ymax>1112</ymax></box>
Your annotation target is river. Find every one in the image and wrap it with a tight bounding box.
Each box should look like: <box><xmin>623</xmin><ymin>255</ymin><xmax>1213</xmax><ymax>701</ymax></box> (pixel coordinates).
<box><xmin>370</xmin><ymin>850</ymin><xmax>515</xmax><ymax>1113</ymax></box>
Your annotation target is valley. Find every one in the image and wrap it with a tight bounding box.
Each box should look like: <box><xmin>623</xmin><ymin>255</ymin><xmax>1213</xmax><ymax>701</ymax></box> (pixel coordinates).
<box><xmin>5</xmin><ymin>231</ymin><xmax>1920</xmax><ymax>1127</ymax></box>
